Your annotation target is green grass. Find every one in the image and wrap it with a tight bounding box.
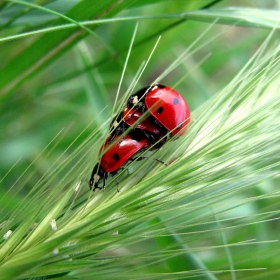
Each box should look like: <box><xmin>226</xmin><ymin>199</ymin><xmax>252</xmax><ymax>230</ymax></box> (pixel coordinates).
<box><xmin>1</xmin><ymin>0</ymin><xmax>280</xmax><ymax>279</ymax></box>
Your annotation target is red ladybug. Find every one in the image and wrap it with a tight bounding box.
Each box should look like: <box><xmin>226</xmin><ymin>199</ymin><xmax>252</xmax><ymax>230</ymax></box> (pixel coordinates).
<box><xmin>89</xmin><ymin>130</ymin><xmax>151</xmax><ymax>191</ymax></box>
<box><xmin>127</xmin><ymin>84</ymin><xmax>191</xmax><ymax>136</ymax></box>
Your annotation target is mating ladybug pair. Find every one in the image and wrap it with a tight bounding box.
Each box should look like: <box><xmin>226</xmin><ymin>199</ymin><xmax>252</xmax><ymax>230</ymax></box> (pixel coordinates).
<box><xmin>89</xmin><ymin>84</ymin><xmax>191</xmax><ymax>191</ymax></box>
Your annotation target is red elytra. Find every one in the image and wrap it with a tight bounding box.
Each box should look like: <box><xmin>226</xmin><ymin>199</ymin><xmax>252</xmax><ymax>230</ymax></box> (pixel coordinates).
<box><xmin>100</xmin><ymin>133</ymin><xmax>150</xmax><ymax>173</ymax></box>
<box><xmin>123</xmin><ymin>107</ymin><xmax>161</xmax><ymax>135</ymax></box>
<box><xmin>145</xmin><ymin>85</ymin><xmax>191</xmax><ymax>136</ymax></box>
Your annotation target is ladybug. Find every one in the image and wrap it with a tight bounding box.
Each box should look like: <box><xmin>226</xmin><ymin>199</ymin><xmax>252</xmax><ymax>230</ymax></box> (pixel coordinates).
<box><xmin>109</xmin><ymin>108</ymin><xmax>167</xmax><ymax>148</ymax></box>
<box><xmin>89</xmin><ymin>130</ymin><xmax>151</xmax><ymax>191</ymax></box>
<box><xmin>127</xmin><ymin>84</ymin><xmax>191</xmax><ymax>136</ymax></box>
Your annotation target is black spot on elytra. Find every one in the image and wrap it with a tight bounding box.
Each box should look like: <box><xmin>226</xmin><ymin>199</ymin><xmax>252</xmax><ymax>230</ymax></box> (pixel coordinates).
<box><xmin>113</xmin><ymin>153</ymin><xmax>120</xmax><ymax>161</ymax></box>
<box><xmin>173</xmin><ymin>98</ymin><xmax>179</xmax><ymax>105</ymax></box>
<box><xmin>157</xmin><ymin>107</ymin><xmax>164</xmax><ymax>114</ymax></box>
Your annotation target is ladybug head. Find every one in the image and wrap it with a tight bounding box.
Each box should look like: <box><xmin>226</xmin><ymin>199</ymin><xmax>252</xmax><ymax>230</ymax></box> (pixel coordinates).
<box><xmin>127</xmin><ymin>86</ymin><xmax>152</xmax><ymax>109</ymax></box>
<box><xmin>89</xmin><ymin>164</ymin><xmax>108</xmax><ymax>191</ymax></box>
<box><xmin>127</xmin><ymin>94</ymin><xmax>140</xmax><ymax>108</ymax></box>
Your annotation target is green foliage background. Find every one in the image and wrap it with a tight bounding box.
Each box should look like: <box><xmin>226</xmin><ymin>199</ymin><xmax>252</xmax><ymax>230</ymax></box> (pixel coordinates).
<box><xmin>0</xmin><ymin>0</ymin><xmax>280</xmax><ymax>279</ymax></box>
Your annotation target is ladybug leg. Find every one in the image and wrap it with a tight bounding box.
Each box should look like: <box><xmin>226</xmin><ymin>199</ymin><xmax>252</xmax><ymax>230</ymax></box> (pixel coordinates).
<box><xmin>132</xmin><ymin>156</ymin><xmax>167</xmax><ymax>166</ymax></box>
<box><xmin>142</xmin><ymin>130</ymin><xmax>155</xmax><ymax>144</ymax></box>
<box><xmin>110</xmin><ymin>172</ymin><xmax>120</xmax><ymax>192</ymax></box>
<box><xmin>116</xmin><ymin>178</ymin><xmax>120</xmax><ymax>193</ymax></box>
<box><xmin>155</xmin><ymin>158</ymin><xmax>168</xmax><ymax>166</ymax></box>
<box><xmin>113</xmin><ymin>176</ymin><xmax>120</xmax><ymax>192</ymax></box>
<box><xmin>101</xmin><ymin>176</ymin><xmax>106</xmax><ymax>191</ymax></box>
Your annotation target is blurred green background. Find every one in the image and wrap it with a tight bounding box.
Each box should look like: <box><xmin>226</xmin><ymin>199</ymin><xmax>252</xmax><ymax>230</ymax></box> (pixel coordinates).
<box><xmin>1</xmin><ymin>1</ymin><xmax>280</xmax><ymax>279</ymax></box>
